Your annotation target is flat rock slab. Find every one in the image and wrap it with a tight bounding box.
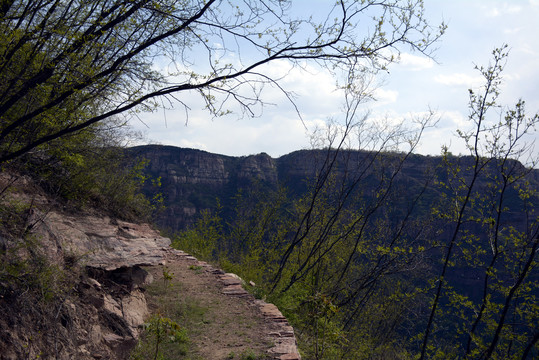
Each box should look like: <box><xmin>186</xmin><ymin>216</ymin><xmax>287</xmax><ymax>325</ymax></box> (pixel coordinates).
<box><xmin>221</xmin><ymin>284</ymin><xmax>250</xmax><ymax>297</ymax></box>
<box><xmin>32</xmin><ymin>211</ymin><xmax>171</xmax><ymax>271</ymax></box>
<box><xmin>220</xmin><ymin>275</ymin><xmax>243</xmax><ymax>286</ymax></box>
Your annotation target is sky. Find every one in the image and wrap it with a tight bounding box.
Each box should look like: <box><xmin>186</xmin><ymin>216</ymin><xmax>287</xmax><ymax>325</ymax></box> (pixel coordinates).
<box><xmin>132</xmin><ymin>0</ymin><xmax>539</xmax><ymax>162</ymax></box>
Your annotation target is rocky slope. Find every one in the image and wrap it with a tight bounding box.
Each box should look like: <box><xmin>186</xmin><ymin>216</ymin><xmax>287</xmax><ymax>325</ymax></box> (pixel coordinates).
<box><xmin>144</xmin><ymin>249</ymin><xmax>301</xmax><ymax>359</ymax></box>
<box><xmin>0</xmin><ymin>175</ymin><xmax>170</xmax><ymax>359</ymax></box>
<box><xmin>0</xmin><ymin>172</ymin><xmax>300</xmax><ymax>359</ymax></box>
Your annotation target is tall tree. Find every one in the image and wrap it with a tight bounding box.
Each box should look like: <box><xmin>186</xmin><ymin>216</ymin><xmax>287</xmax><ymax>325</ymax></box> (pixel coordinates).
<box><xmin>419</xmin><ymin>46</ymin><xmax>539</xmax><ymax>360</ymax></box>
<box><xmin>0</xmin><ymin>0</ymin><xmax>444</xmax><ymax>163</ymax></box>
<box><xmin>211</xmin><ymin>47</ymin><xmax>539</xmax><ymax>359</ymax></box>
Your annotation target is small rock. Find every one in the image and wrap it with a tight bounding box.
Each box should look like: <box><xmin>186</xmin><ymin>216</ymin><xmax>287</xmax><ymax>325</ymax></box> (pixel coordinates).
<box><xmin>102</xmin><ymin>333</ymin><xmax>123</xmax><ymax>346</ymax></box>
<box><xmin>87</xmin><ymin>278</ymin><xmax>102</xmax><ymax>289</ymax></box>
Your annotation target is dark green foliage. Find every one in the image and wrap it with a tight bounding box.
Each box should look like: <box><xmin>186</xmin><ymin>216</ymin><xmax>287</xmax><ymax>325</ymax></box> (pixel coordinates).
<box><xmin>169</xmin><ymin>49</ymin><xmax>539</xmax><ymax>359</ymax></box>
<box><xmin>172</xmin><ymin>205</ymin><xmax>223</xmax><ymax>260</ymax></box>
<box><xmin>2</xmin><ymin>117</ymin><xmax>162</xmax><ymax>221</ymax></box>
<box><xmin>167</xmin><ymin>142</ymin><xmax>539</xmax><ymax>359</ymax></box>
<box><xmin>0</xmin><ymin>234</ymin><xmax>69</xmax><ymax>303</ymax></box>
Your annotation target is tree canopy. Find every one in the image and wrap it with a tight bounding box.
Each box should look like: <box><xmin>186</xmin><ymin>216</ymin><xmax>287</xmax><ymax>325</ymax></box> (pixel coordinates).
<box><xmin>0</xmin><ymin>0</ymin><xmax>444</xmax><ymax>163</ymax></box>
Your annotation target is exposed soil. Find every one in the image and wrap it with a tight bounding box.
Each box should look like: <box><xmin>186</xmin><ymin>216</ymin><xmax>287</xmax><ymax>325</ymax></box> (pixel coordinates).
<box><xmin>142</xmin><ymin>249</ymin><xmax>299</xmax><ymax>360</ymax></box>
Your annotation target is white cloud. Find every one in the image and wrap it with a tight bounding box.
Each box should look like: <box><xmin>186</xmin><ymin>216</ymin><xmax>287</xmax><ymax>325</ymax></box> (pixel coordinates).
<box><xmin>484</xmin><ymin>3</ymin><xmax>522</xmax><ymax>17</ymax></box>
<box><xmin>398</xmin><ymin>53</ymin><xmax>435</xmax><ymax>71</ymax></box>
<box><xmin>131</xmin><ymin>58</ymin><xmax>357</xmax><ymax>157</ymax></box>
<box><xmin>505</xmin><ymin>4</ymin><xmax>522</xmax><ymax>13</ymax></box>
<box><xmin>434</xmin><ymin>73</ymin><xmax>484</xmax><ymax>87</ymax></box>
<box><xmin>440</xmin><ymin>110</ymin><xmax>468</xmax><ymax>129</ymax></box>
<box><xmin>133</xmin><ymin>1</ymin><xmax>539</xmax><ymax>159</ymax></box>
<box><xmin>415</xmin><ymin>110</ymin><xmax>470</xmax><ymax>155</ymax></box>
<box><xmin>487</xmin><ymin>8</ymin><xmax>500</xmax><ymax>17</ymax></box>
<box><xmin>176</xmin><ymin>139</ymin><xmax>210</xmax><ymax>151</ymax></box>
<box><xmin>372</xmin><ymin>88</ymin><xmax>399</xmax><ymax>105</ymax></box>
<box><xmin>517</xmin><ymin>43</ymin><xmax>538</xmax><ymax>56</ymax></box>
<box><xmin>259</xmin><ymin>60</ymin><xmax>342</xmax><ymax>100</ymax></box>
<box><xmin>135</xmin><ymin>90</ymin><xmax>316</xmax><ymax>157</ymax></box>
<box><xmin>503</xmin><ymin>72</ymin><xmax>521</xmax><ymax>82</ymax></box>
<box><xmin>503</xmin><ymin>27</ymin><xmax>523</xmax><ymax>35</ymax></box>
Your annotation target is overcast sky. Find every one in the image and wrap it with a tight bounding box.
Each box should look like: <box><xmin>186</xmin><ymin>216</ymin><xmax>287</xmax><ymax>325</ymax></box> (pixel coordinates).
<box><xmin>133</xmin><ymin>0</ymin><xmax>539</xmax><ymax>161</ymax></box>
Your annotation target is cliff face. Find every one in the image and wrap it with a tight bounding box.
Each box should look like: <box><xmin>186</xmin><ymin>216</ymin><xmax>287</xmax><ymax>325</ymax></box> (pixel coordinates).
<box><xmin>129</xmin><ymin>146</ymin><xmax>280</xmax><ymax>230</ymax></box>
<box><xmin>129</xmin><ymin>145</ymin><xmax>539</xmax><ymax>233</ymax></box>
<box><xmin>130</xmin><ymin>146</ymin><xmax>436</xmax><ymax>231</ymax></box>
<box><xmin>133</xmin><ymin>145</ymin><xmax>279</xmax><ymax>186</ymax></box>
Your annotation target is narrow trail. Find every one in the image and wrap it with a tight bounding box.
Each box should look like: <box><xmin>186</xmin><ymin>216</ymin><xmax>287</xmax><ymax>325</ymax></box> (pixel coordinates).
<box><xmin>144</xmin><ymin>248</ymin><xmax>301</xmax><ymax>360</ymax></box>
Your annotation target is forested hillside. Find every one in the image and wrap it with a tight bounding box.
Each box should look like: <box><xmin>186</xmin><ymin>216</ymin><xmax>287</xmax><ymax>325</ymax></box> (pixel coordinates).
<box><xmin>132</xmin><ymin>141</ymin><xmax>539</xmax><ymax>358</ymax></box>
<box><xmin>131</xmin><ymin>145</ymin><xmax>539</xmax><ymax>234</ymax></box>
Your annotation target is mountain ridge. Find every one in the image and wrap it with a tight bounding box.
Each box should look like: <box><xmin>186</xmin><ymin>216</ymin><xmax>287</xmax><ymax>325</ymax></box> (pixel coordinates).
<box><xmin>129</xmin><ymin>144</ymin><xmax>539</xmax><ymax>233</ymax></box>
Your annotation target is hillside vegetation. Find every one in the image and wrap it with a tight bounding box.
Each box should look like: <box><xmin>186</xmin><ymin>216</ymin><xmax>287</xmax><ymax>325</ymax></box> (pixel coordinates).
<box><xmin>1</xmin><ymin>50</ymin><xmax>537</xmax><ymax>359</ymax></box>
<box><xmin>0</xmin><ymin>1</ymin><xmax>537</xmax><ymax>358</ymax></box>
<box><xmin>147</xmin><ymin>52</ymin><xmax>539</xmax><ymax>359</ymax></box>
<box><xmin>158</xmin><ymin>146</ymin><xmax>538</xmax><ymax>359</ymax></box>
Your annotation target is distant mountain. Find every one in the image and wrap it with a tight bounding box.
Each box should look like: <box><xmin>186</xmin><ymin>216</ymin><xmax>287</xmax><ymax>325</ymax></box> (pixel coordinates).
<box><xmin>127</xmin><ymin>145</ymin><xmax>539</xmax><ymax>235</ymax></box>
<box><xmin>128</xmin><ymin>145</ymin><xmax>279</xmax><ymax>231</ymax></box>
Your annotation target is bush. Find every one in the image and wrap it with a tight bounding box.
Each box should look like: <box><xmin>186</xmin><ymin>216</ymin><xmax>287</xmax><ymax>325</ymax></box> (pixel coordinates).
<box><xmin>130</xmin><ymin>314</ymin><xmax>189</xmax><ymax>360</ymax></box>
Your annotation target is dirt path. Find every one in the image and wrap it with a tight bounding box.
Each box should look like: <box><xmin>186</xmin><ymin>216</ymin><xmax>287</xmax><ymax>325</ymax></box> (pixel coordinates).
<box><xmin>142</xmin><ymin>249</ymin><xmax>300</xmax><ymax>360</ymax></box>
